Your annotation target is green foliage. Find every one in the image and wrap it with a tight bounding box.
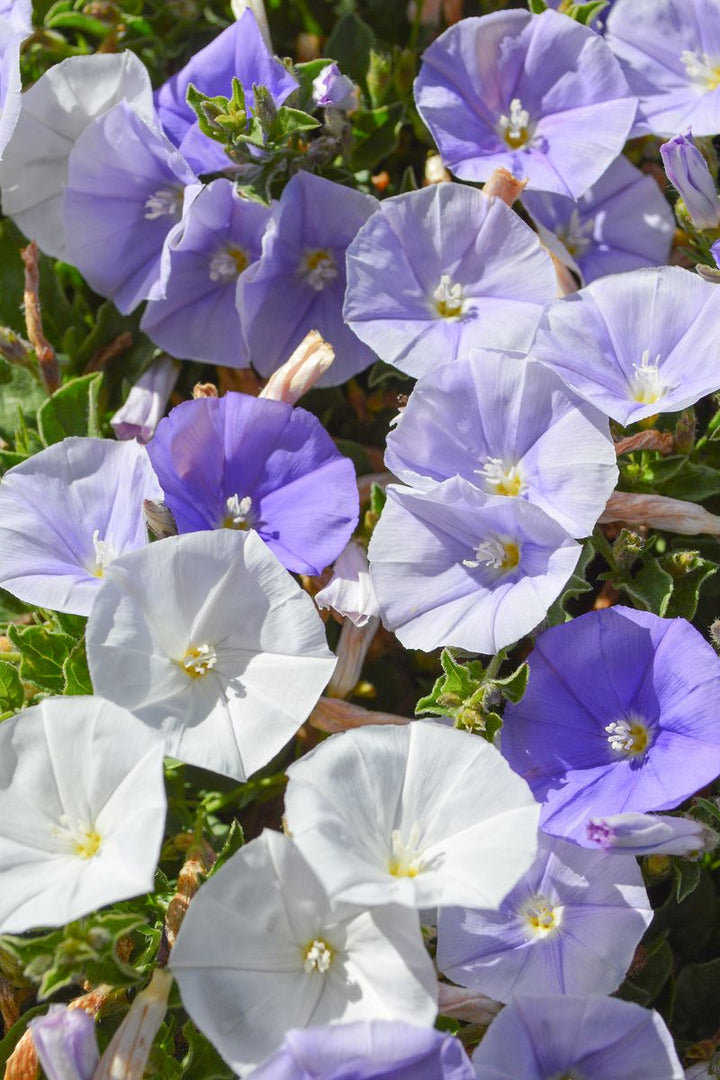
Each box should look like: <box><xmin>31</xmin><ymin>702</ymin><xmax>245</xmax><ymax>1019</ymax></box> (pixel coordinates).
<box><xmin>415</xmin><ymin>648</ymin><xmax>529</xmax><ymax>738</ymax></box>
<box><xmin>37</xmin><ymin>372</ymin><xmax>103</xmax><ymax>445</ymax></box>
<box><xmin>325</xmin><ymin>14</ymin><xmax>375</xmax><ymax>92</ymax></box>
<box><xmin>349</xmin><ymin>103</ymin><xmax>405</xmax><ymax>172</ymax></box>
<box><xmin>7</xmin><ymin>623</ymin><xmax>75</xmax><ymax>694</ymax></box>
<box><xmin>545</xmin><ymin>538</ymin><xmax>595</xmax><ymax>625</ymax></box>
<box><xmin>0</xmin><ymin>661</ymin><xmax>24</xmax><ymax>715</ymax></box>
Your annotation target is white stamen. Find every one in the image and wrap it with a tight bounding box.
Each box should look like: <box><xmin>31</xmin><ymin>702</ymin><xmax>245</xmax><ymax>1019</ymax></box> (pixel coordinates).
<box><xmin>91</xmin><ymin>529</ymin><xmax>116</xmax><ymax>577</ymax></box>
<box><xmin>557</xmin><ymin>208</ymin><xmax>595</xmax><ymax>258</ymax></box>
<box><xmin>630</xmin><ymin>349</ymin><xmax>670</xmax><ymax>405</ymax></box>
<box><xmin>209</xmin><ymin>252</ymin><xmax>238</xmax><ymax>283</ymax></box>
<box><xmin>181</xmin><ymin>643</ymin><xmax>217</xmax><ymax>678</ymax></box>
<box><xmin>53</xmin><ymin>815</ymin><xmax>102</xmax><ymax>859</ymax></box>
<box><xmin>605</xmin><ymin>717</ymin><xmax>651</xmax><ymax>759</ymax></box>
<box><xmin>303</xmin><ymin>939</ymin><xmax>333</xmax><ymax>973</ymax></box>
<box><xmin>463</xmin><ymin>536</ymin><xmax>520</xmax><ymax>571</ymax></box>
<box><xmin>681</xmin><ymin>49</ymin><xmax>720</xmax><ymax>92</ymax></box>
<box><xmin>143</xmin><ymin>187</ymin><xmax>182</xmax><ymax>221</ymax></box>
<box><xmin>388</xmin><ymin>821</ymin><xmax>424</xmax><ymax>878</ymax></box>
<box><xmin>225</xmin><ymin>494</ymin><xmax>254</xmax><ymax>527</ymax></box>
<box><xmin>300</xmin><ymin>249</ymin><xmax>338</xmax><ymax>291</ymax></box>
<box><xmin>521</xmin><ymin>893</ymin><xmax>561</xmax><ymax>936</ymax></box>
<box><xmin>498</xmin><ymin>98</ymin><xmax>534</xmax><ymax>148</ymax></box>
<box><xmin>475</xmin><ymin>458</ymin><xmax>524</xmax><ymax>497</ymax></box>
<box><xmin>433</xmin><ymin>274</ymin><xmax>465</xmax><ymax>318</ymax></box>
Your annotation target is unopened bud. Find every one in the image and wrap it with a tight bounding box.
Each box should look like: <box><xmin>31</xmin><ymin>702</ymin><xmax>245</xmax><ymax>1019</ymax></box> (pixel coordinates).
<box><xmin>143</xmin><ymin>499</ymin><xmax>178</xmax><ymax>540</ymax></box>
<box><xmin>92</xmin><ymin>968</ymin><xmax>173</xmax><ymax>1080</ymax></box>
<box><xmin>674</xmin><ymin>408</ymin><xmax>696</xmax><ymax>454</ymax></box>
<box><xmin>587</xmin><ymin>811</ymin><xmax>717</xmax><ymax>856</ymax></box>
<box><xmin>111</xmin><ymin>356</ymin><xmax>179</xmax><ymax>445</ymax></box>
<box><xmin>29</xmin><ymin>1005</ymin><xmax>99</xmax><ymax>1080</ymax></box>
<box><xmin>600</xmin><ymin>491</ymin><xmax>720</xmax><ymax>536</ymax></box>
<box><xmin>192</xmin><ymin>381</ymin><xmax>218</xmax><ymax>398</ymax></box>
<box><xmin>0</xmin><ymin>327</ymin><xmax>33</xmax><ymax>369</ymax></box>
<box><xmin>611</xmin><ymin>528</ymin><xmax>645</xmax><ymax>572</ymax></box>
<box><xmin>710</xmin><ymin>618</ymin><xmax>720</xmax><ymax>651</ymax></box>
<box><xmin>260</xmin><ymin>330</ymin><xmax>334</xmax><ymax>404</ymax></box>
<box><xmin>660</xmin><ymin>131</ymin><xmax>720</xmax><ymax>229</ymax></box>
<box><xmin>482</xmin><ymin>167</ymin><xmax>528</xmax><ymax>207</ymax></box>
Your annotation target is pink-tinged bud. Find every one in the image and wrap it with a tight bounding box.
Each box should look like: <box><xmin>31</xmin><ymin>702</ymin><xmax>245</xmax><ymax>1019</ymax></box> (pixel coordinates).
<box><xmin>424</xmin><ymin>154</ymin><xmax>451</xmax><ymax>185</ymax></box>
<box><xmin>436</xmin><ymin>983</ymin><xmax>502</xmax><ymax>1025</ymax></box>
<box><xmin>325</xmin><ymin>616</ymin><xmax>380</xmax><ymax>699</ymax></box>
<box><xmin>315</xmin><ymin>541</ymin><xmax>380</xmax><ymax>628</ymax></box>
<box><xmin>308</xmin><ymin>696</ymin><xmax>410</xmax><ymax>733</ymax></box>
<box><xmin>29</xmin><ymin>1005</ymin><xmax>99</xmax><ymax>1080</ymax></box>
<box><xmin>614</xmin><ymin>430</ymin><xmax>674</xmax><ymax>456</ymax></box>
<box><xmin>482</xmin><ymin>167</ymin><xmax>528</xmax><ymax>207</ymax></box>
<box><xmin>259</xmin><ymin>330</ymin><xmax>334</xmax><ymax>405</ymax></box>
<box><xmin>600</xmin><ymin>491</ymin><xmax>720</xmax><ymax>536</ymax></box>
<box><xmin>311</xmin><ymin>63</ymin><xmax>357</xmax><ymax>112</ymax></box>
<box><xmin>192</xmin><ymin>381</ymin><xmax>218</xmax><ymax>398</ymax></box>
<box><xmin>111</xmin><ymin>357</ymin><xmax>179</xmax><ymax>444</ymax></box>
<box><xmin>92</xmin><ymin>969</ymin><xmax>173</xmax><ymax>1080</ymax></box>
<box><xmin>587</xmin><ymin>812</ymin><xmax>717</xmax><ymax>856</ymax></box>
<box><xmin>660</xmin><ymin>131</ymin><xmax>720</xmax><ymax>230</ymax></box>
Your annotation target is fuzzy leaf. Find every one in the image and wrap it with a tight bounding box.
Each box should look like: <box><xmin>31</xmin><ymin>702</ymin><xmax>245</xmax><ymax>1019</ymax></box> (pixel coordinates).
<box><xmin>619</xmin><ymin>558</ymin><xmax>674</xmax><ymax>616</ymax></box>
<box><xmin>349</xmin><ymin>103</ymin><xmax>404</xmax><ymax>172</ymax></box>
<box><xmin>0</xmin><ymin>661</ymin><xmax>24</xmax><ymax>713</ymax></box>
<box><xmin>63</xmin><ymin>640</ymin><xmax>92</xmax><ymax>696</ymax></box>
<box><xmin>37</xmin><ymin>372</ymin><xmax>103</xmax><ymax>445</ymax></box>
<box><xmin>7</xmin><ymin>624</ymin><xmax>74</xmax><ymax>693</ymax></box>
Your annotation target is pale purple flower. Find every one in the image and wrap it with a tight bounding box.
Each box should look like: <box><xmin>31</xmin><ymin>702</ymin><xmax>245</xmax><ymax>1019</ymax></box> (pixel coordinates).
<box><xmin>343</xmin><ymin>184</ymin><xmax>557</xmax><ymax>378</ymax></box>
<box><xmin>368</xmin><ymin>476</ymin><xmax>581</xmax><ymax>655</ymax></box>
<box><xmin>501</xmin><ymin>606</ymin><xmax>720</xmax><ymax>845</ymax></box>
<box><xmin>522</xmin><ymin>154</ymin><xmax>674</xmax><ymax>284</ymax></box>
<box><xmin>238</xmin><ymin>171</ymin><xmax>378</xmax><ymax>386</ymax></box>
<box><xmin>0</xmin><ymin>437</ymin><xmax>162</xmax><ymax>616</ymax></box>
<box><xmin>312</xmin><ymin>63</ymin><xmax>356</xmax><ymax>110</ymax></box>
<box><xmin>146</xmin><ymin>391</ymin><xmax>358</xmax><ymax>576</ymax></box>
<box><xmin>385</xmin><ymin>351</ymin><xmax>617</xmax><ymax>538</ymax></box>
<box><xmin>472</xmin><ymin>995</ymin><xmax>684</xmax><ymax>1079</ymax></box>
<box><xmin>29</xmin><ymin>1006</ymin><xmax>99</xmax><ymax>1080</ymax></box>
<box><xmin>414</xmin><ymin>9</ymin><xmax>636</xmax><ymax>197</ymax></box>
<box><xmin>141</xmin><ymin>179</ymin><xmax>271</xmax><ymax>366</ymax></box>
<box><xmin>660</xmin><ymin>130</ymin><xmax>720</xmax><ymax>229</ymax></box>
<box><xmin>587</xmin><ymin>812</ymin><xmax>717</xmax><ymax>855</ymax></box>
<box><xmin>436</xmin><ymin>832</ymin><xmax>651</xmax><ymax>1001</ymax></box>
<box><xmin>248</xmin><ymin>1022</ymin><xmax>474</xmax><ymax>1080</ymax></box>
<box><xmin>606</xmin><ymin>0</ymin><xmax>720</xmax><ymax>137</ymax></box>
<box><xmin>63</xmin><ymin>101</ymin><xmax>196</xmax><ymax>314</ymax></box>
<box><xmin>0</xmin><ymin>1</ymin><xmax>32</xmax><ymax>161</ymax></box>
<box><xmin>531</xmin><ymin>266</ymin><xmax>720</xmax><ymax>426</ymax></box>
<box><xmin>111</xmin><ymin>356</ymin><xmax>180</xmax><ymax>444</ymax></box>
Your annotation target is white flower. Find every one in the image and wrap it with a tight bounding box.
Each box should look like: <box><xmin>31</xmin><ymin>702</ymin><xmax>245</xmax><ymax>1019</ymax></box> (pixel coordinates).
<box><xmin>170</xmin><ymin>830</ymin><xmax>437</xmax><ymax>1076</ymax></box>
<box><xmin>0</xmin><ymin>696</ymin><xmax>166</xmax><ymax>933</ymax></box>
<box><xmin>0</xmin><ymin>52</ymin><xmax>154</xmax><ymax>258</ymax></box>
<box><xmin>86</xmin><ymin>530</ymin><xmax>337</xmax><ymax>780</ymax></box>
<box><xmin>284</xmin><ymin>721</ymin><xmax>540</xmax><ymax>910</ymax></box>
<box><xmin>315</xmin><ymin>541</ymin><xmax>380</xmax><ymax>628</ymax></box>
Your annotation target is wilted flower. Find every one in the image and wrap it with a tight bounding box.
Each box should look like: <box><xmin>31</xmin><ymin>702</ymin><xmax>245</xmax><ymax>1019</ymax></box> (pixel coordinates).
<box><xmin>0</xmin><ymin>696</ymin><xmax>166</xmax><ymax>933</ymax></box>
<box><xmin>660</xmin><ymin>130</ymin><xmax>720</xmax><ymax>229</ymax></box>
<box><xmin>111</xmin><ymin>356</ymin><xmax>180</xmax><ymax>444</ymax></box>
<box><xmin>170</xmin><ymin>830</ymin><xmax>438</xmax><ymax>1075</ymax></box>
<box><xmin>86</xmin><ymin>530</ymin><xmax>336</xmax><ymax>779</ymax></box>
<box><xmin>501</xmin><ymin>606</ymin><xmax>720</xmax><ymax>844</ymax></box>
<box><xmin>414</xmin><ymin>9</ymin><xmax>635</xmax><ymax>196</ymax></box>
<box><xmin>0</xmin><ymin>437</ymin><xmax>162</xmax><ymax>616</ymax></box>
<box><xmin>259</xmin><ymin>330</ymin><xmax>335</xmax><ymax>404</ymax></box>
<box><xmin>436</xmin><ymin>832</ymin><xmax>651</xmax><ymax>1000</ymax></box>
<box><xmin>343</xmin><ymin>184</ymin><xmax>557</xmax><ymax>378</ymax></box>
<box><xmin>284</xmin><ymin>721</ymin><xmax>540</xmax><ymax>911</ymax></box>
<box><xmin>29</xmin><ymin>1006</ymin><xmax>99</xmax><ymax>1080</ymax></box>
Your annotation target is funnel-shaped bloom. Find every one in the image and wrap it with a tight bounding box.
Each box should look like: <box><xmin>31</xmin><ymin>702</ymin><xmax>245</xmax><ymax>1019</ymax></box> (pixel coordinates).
<box><xmin>368</xmin><ymin>477</ymin><xmax>581</xmax><ymax>654</ymax></box>
<box><xmin>343</xmin><ymin>184</ymin><xmax>556</xmax><ymax>378</ymax></box>
<box><xmin>170</xmin><ymin>830</ymin><xmax>438</xmax><ymax>1076</ymax></box>
<box><xmin>501</xmin><ymin>606</ymin><xmax>720</xmax><ymax>844</ymax></box>
<box><xmin>385</xmin><ymin>351</ymin><xmax>617</xmax><ymax>538</ymax></box>
<box><xmin>285</xmin><ymin>722</ymin><xmax>539</xmax><ymax>911</ymax></box>
<box><xmin>436</xmin><ymin>832</ymin><xmax>651</xmax><ymax>1000</ymax></box>
<box><xmin>414</xmin><ymin>9</ymin><xmax>636</xmax><ymax>197</ymax></box>
<box><xmin>86</xmin><ymin>530</ymin><xmax>336</xmax><ymax>780</ymax></box>
<box><xmin>146</xmin><ymin>391</ymin><xmax>358</xmax><ymax>576</ymax></box>
<box><xmin>0</xmin><ymin>438</ymin><xmax>162</xmax><ymax>616</ymax></box>
<box><xmin>531</xmin><ymin>266</ymin><xmax>720</xmax><ymax>425</ymax></box>
<box><xmin>0</xmin><ymin>696</ymin><xmax>166</xmax><ymax>933</ymax></box>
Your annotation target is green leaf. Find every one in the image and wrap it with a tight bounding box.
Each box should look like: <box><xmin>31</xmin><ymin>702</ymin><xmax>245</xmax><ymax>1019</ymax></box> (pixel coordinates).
<box><xmin>369</xmin><ymin>482</ymin><xmax>386</xmax><ymax>518</ymax></box>
<box><xmin>0</xmin><ymin>449</ymin><xmax>27</xmax><ymax>473</ymax></box>
<box><xmin>0</xmin><ymin>358</ymin><xmax>46</xmax><ymax>442</ymax></box>
<box><xmin>545</xmin><ymin>539</ymin><xmax>595</xmax><ymax>625</ymax></box>
<box><xmin>349</xmin><ymin>103</ymin><xmax>404</xmax><ymax>172</ymax></box>
<box><xmin>619</xmin><ymin>557</ymin><xmax>674</xmax><ymax>616</ymax></box>
<box><xmin>528</xmin><ymin>0</ymin><xmax>547</xmax><ymax>10</ymax></box>
<box><xmin>494</xmin><ymin>662</ymin><xmax>529</xmax><ymax>704</ymax></box>
<box><xmin>325</xmin><ymin>14</ymin><xmax>375</xmax><ymax>90</ymax></box>
<box><xmin>37</xmin><ymin>371</ymin><xmax>103</xmax><ymax>445</ymax></box>
<box><xmin>271</xmin><ymin>106</ymin><xmax>320</xmax><ymax>140</ymax></box>
<box><xmin>415</xmin><ymin>649</ymin><xmax>484</xmax><ymax>715</ymax></box>
<box><xmin>292</xmin><ymin>58</ymin><xmax>334</xmax><ymax>111</ymax></box>
<box><xmin>672</xmin><ymin>857</ymin><xmax>702</xmax><ymax>903</ymax></box>
<box><xmin>63</xmin><ymin>640</ymin><xmax>92</xmax><ymax>696</ymax></box>
<box><xmin>207</xmin><ymin>820</ymin><xmax>244</xmax><ymax>879</ymax></box>
<box><xmin>7</xmin><ymin>624</ymin><xmax>74</xmax><ymax>693</ymax></box>
<box><xmin>399</xmin><ymin>165</ymin><xmax>418</xmax><ymax>192</ymax></box>
<box><xmin>617</xmin><ymin>933</ymin><xmax>673</xmax><ymax>1007</ymax></box>
<box><xmin>565</xmin><ymin>0</ymin><xmax>609</xmax><ymax>24</ymax></box>
<box><xmin>44</xmin><ymin>10</ymin><xmax>114</xmax><ymax>35</ymax></box>
<box><xmin>663</xmin><ymin>555</ymin><xmax>717</xmax><ymax>620</ymax></box>
<box><xmin>181</xmin><ymin>1020</ymin><xmax>235</xmax><ymax>1080</ymax></box>
<box><xmin>674</xmin><ymin>956</ymin><xmax>720</xmax><ymax>1039</ymax></box>
<box><xmin>0</xmin><ymin>661</ymin><xmax>24</xmax><ymax>713</ymax></box>
<box><xmin>659</xmin><ymin>461</ymin><xmax>720</xmax><ymax>503</ymax></box>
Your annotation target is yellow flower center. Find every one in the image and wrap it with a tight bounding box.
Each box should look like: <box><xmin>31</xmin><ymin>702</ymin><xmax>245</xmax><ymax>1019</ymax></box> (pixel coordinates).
<box><xmin>73</xmin><ymin>829</ymin><xmax>102</xmax><ymax>860</ymax></box>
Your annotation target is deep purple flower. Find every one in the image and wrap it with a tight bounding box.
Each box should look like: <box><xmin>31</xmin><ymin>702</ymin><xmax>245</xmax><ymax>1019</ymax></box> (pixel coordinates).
<box><xmin>436</xmin><ymin>831</ymin><xmax>651</xmax><ymax>1000</ymax></box>
<box><xmin>155</xmin><ymin>10</ymin><xmax>297</xmax><ymax>172</ymax></box>
<box><xmin>472</xmin><ymin>995</ymin><xmax>683</xmax><ymax>1079</ymax></box>
<box><xmin>238</xmin><ymin>171</ymin><xmax>378</xmax><ymax>386</ymax></box>
<box><xmin>501</xmin><ymin>606</ymin><xmax>720</xmax><ymax>845</ymax></box>
<box><xmin>146</xmin><ymin>392</ymin><xmax>359</xmax><ymax>575</ymax></box>
<box><xmin>111</xmin><ymin>355</ymin><xmax>180</xmax><ymax>444</ymax></box>
<box><xmin>312</xmin><ymin>62</ymin><xmax>356</xmax><ymax>111</ymax></box>
<box><xmin>606</xmin><ymin>0</ymin><xmax>720</xmax><ymax>137</ymax></box>
<box><xmin>385</xmin><ymin>350</ymin><xmax>617</xmax><ymax>538</ymax></box>
<box><xmin>29</xmin><ymin>1006</ymin><xmax>99</xmax><ymax>1080</ymax></box>
<box><xmin>522</xmin><ymin>155</ymin><xmax>674</xmax><ymax>284</ymax></box>
<box><xmin>531</xmin><ymin>266</ymin><xmax>720</xmax><ymax>426</ymax></box>
<box><xmin>660</xmin><ymin>130</ymin><xmax>720</xmax><ymax>229</ymax></box>
<box><xmin>141</xmin><ymin>178</ymin><xmax>271</xmax><ymax>366</ymax></box>
<box><xmin>414</xmin><ymin>9</ymin><xmax>636</xmax><ymax>197</ymax></box>
<box><xmin>248</xmin><ymin>1022</ymin><xmax>474</xmax><ymax>1080</ymax></box>
<box><xmin>343</xmin><ymin>184</ymin><xmax>557</xmax><ymax>378</ymax></box>
<box><xmin>63</xmin><ymin>101</ymin><xmax>196</xmax><ymax>313</ymax></box>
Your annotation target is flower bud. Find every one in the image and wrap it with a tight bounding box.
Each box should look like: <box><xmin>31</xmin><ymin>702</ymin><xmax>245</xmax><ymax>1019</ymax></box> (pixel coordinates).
<box><xmin>312</xmin><ymin>63</ymin><xmax>357</xmax><ymax>112</ymax></box>
<box><xmin>92</xmin><ymin>969</ymin><xmax>173</xmax><ymax>1080</ymax></box>
<box><xmin>260</xmin><ymin>330</ymin><xmax>334</xmax><ymax>404</ymax></box>
<box><xmin>586</xmin><ymin>811</ymin><xmax>717</xmax><ymax>856</ymax></box>
<box><xmin>315</xmin><ymin>541</ymin><xmax>379</xmax><ymax>628</ymax></box>
<box><xmin>29</xmin><ymin>1005</ymin><xmax>99</xmax><ymax>1080</ymax></box>
<box><xmin>660</xmin><ymin>131</ymin><xmax>720</xmax><ymax>230</ymax></box>
<box><xmin>111</xmin><ymin>357</ymin><xmax>179</xmax><ymax>445</ymax></box>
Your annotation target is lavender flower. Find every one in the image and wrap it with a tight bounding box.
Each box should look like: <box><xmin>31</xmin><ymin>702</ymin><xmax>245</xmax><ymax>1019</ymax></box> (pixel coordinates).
<box><xmin>436</xmin><ymin>832</ymin><xmax>651</xmax><ymax>1000</ymax></box>
<box><xmin>147</xmin><ymin>392</ymin><xmax>358</xmax><ymax>576</ymax></box>
<box><xmin>140</xmin><ymin>179</ymin><xmax>271</xmax><ymax>366</ymax></box>
<box><xmin>472</xmin><ymin>995</ymin><xmax>684</xmax><ymax>1079</ymax></box>
<box><xmin>501</xmin><ymin>606</ymin><xmax>720</xmax><ymax>844</ymax></box>
<box><xmin>312</xmin><ymin>63</ymin><xmax>357</xmax><ymax>110</ymax></box>
<box><xmin>606</xmin><ymin>0</ymin><xmax>720</xmax><ymax>137</ymax></box>
<box><xmin>587</xmin><ymin>812</ymin><xmax>717</xmax><ymax>855</ymax></box>
<box><xmin>0</xmin><ymin>438</ymin><xmax>162</xmax><ymax>616</ymax></box>
<box><xmin>531</xmin><ymin>266</ymin><xmax>720</xmax><ymax>426</ymax></box>
<box><xmin>385</xmin><ymin>351</ymin><xmax>617</xmax><ymax>538</ymax></box>
<box><xmin>63</xmin><ymin>101</ymin><xmax>196</xmax><ymax>313</ymax></box>
<box><xmin>368</xmin><ymin>476</ymin><xmax>581</xmax><ymax>655</ymax></box>
<box><xmin>238</xmin><ymin>171</ymin><xmax>378</xmax><ymax>386</ymax></box>
<box><xmin>0</xmin><ymin>1</ymin><xmax>32</xmax><ymax>160</ymax></box>
<box><xmin>343</xmin><ymin>184</ymin><xmax>557</xmax><ymax>378</ymax></box>
<box><xmin>111</xmin><ymin>356</ymin><xmax>180</xmax><ymax>444</ymax></box>
<box><xmin>414</xmin><ymin>9</ymin><xmax>636</xmax><ymax>197</ymax></box>
<box><xmin>247</xmin><ymin>1022</ymin><xmax>474</xmax><ymax>1080</ymax></box>
<box><xmin>660</xmin><ymin>130</ymin><xmax>720</xmax><ymax>229</ymax></box>
<box><xmin>522</xmin><ymin>155</ymin><xmax>674</xmax><ymax>284</ymax></box>
<box><xmin>29</xmin><ymin>1006</ymin><xmax>99</xmax><ymax>1080</ymax></box>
